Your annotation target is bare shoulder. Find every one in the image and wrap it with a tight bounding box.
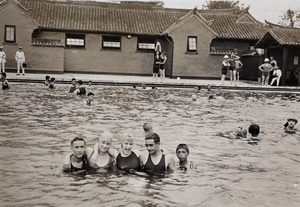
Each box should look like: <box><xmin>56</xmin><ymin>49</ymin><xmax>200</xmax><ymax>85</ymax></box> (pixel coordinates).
<box><xmin>132</xmin><ymin>149</ymin><xmax>141</xmax><ymax>157</ymax></box>
<box><xmin>85</xmin><ymin>147</ymin><xmax>94</xmax><ymax>158</ymax></box>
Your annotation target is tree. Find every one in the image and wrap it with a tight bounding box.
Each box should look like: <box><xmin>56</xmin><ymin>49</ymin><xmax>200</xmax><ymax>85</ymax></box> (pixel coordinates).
<box><xmin>278</xmin><ymin>9</ymin><xmax>300</xmax><ymax>28</ymax></box>
<box><xmin>201</xmin><ymin>0</ymin><xmax>245</xmax><ymax>13</ymax></box>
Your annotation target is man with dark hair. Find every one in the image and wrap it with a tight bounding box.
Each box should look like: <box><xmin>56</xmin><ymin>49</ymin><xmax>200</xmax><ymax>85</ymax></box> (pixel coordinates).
<box><xmin>63</xmin><ymin>137</ymin><xmax>89</xmax><ymax>175</ymax></box>
<box><xmin>74</xmin><ymin>80</ymin><xmax>86</xmax><ymax>95</ymax></box>
<box><xmin>140</xmin><ymin>133</ymin><xmax>175</xmax><ymax>173</ymax></box>
<box><xmin>69</xmin><ymin>78</ymin><xmax>77</xmax><ymax>93</ymax></box>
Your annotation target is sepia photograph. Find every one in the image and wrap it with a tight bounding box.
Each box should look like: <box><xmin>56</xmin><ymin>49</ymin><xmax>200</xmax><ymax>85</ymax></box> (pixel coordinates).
<box><xmin>0</xmin><ymin>0</ymin><xmax>299</xmax><ymax>206</ymax></box>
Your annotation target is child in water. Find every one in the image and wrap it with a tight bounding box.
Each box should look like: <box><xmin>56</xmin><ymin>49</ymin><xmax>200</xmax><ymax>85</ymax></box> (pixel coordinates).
<box><xmin>1</xmin><ymin>72</ymin><xmax>10</xmax><ymax>90</ymax></box>
<box><xmin>284</xmin><ymin>118</ymin><xmax>298</xmax><ymax>134</ymax></box>
<box><xmin>44</xmin><ymin>75</ymin><xmax>50</xmax><ymax>86</ymax></box>
<box><xmin>143</xmin><ymin>122</ymin><xmax>153</xmax><ymax>138</ymax></box>
<box><xmin>176</xmin><ymin>143</ymin><xmax>195</xmax><ymax>171</ymax></box>
<box><xmin>49</xmin><ymin>77</ymin><xmax>55</xmax><ymax>89</ymax></box>
<box><xmin>247</xmin><ymin>124</ymin><xmax>261</xmax><ymax>145</ymax></box>
<box><xmin>86</xmin><ymin>92</ymin><xmax>94</xmax><ymax>105</ymax></box>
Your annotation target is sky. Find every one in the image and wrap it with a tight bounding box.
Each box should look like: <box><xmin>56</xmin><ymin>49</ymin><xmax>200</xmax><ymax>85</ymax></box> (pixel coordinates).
<box><xmin>104</xmin><ymin>0</ymin><xmax>300</xmax><ymax>24</ymax></box>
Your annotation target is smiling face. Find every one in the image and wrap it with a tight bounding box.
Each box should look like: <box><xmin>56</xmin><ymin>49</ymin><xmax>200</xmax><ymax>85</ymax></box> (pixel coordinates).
<box><xmin>99</xmin><ymin>137</ymin><xmax>112</xmax><ymax>153</ymax></box>
<box><xmin>121</xmin><ymin>138</ymin><xmax>134</xmax><ymax>156</ymax></box>
<box><xmin>176</xmin><ymin>147</ymin><xmax>189</xmax><ymax>162</ymax></box>
<box><xmin>71</xmin><ymin>140</ymin><xmax>86</xmax><ymax>159</ymax></box>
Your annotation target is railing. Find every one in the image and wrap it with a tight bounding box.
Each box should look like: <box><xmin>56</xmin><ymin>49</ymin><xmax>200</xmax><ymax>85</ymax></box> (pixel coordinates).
<box><xmin>31</xmin><ymin>38</ymin><xmax>65</xmax><ymax>47</ymax></box>
<box><xmin>209</xmin><ymin>47</ymin><xmax>237</xmax><ymax>55</ymax></box>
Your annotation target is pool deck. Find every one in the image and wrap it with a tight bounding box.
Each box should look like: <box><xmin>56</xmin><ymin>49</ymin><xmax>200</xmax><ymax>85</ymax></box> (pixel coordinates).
<box><xmin>5</xmin><ymin>72</ymin><xmax>300</xmax><ymax>93</ymax></box>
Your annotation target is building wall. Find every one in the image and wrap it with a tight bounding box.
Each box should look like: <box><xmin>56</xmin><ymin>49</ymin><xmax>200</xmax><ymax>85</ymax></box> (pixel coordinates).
<box><xmin>170</xmin><ymin>17</ymin><xmax>219</xmax><ymax>78</ymax></box>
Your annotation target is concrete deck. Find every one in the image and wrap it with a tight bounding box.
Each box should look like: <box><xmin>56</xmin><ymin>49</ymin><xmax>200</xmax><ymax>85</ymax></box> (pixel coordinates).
<box><xmin>5</xmin><ymin>72</ymin><xmax>300</xmax><ymax>93</ymax></box>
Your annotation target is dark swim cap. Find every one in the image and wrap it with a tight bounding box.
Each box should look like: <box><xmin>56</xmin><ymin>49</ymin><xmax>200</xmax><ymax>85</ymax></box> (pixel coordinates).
<box><xmin>176</xmin><ymin>143</ymin><xmax>189</xmax><ymax>153</ymax></box>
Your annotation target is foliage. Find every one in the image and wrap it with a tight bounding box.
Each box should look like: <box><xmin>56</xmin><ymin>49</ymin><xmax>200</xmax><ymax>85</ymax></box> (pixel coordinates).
<box><xmin>201</xmin><ymin>0</ymin><xmax>246</xmax><ymax>13</ymax></box>
<box><xmin>278</xmin><ymin>9</ymin><xmax>300</xmax><ymax>28</ymax></box>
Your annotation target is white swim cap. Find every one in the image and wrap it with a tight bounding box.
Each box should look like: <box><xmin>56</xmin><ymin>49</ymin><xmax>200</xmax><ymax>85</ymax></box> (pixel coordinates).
<box><xmin>264</xmin><ymin>58</ymin><xmax>270</xmax><ymax>62</ymax></box>
<box><xmin>224</xmin><ymin>55</ymin><xmax>229</xmax><ymax>59</ymax></box>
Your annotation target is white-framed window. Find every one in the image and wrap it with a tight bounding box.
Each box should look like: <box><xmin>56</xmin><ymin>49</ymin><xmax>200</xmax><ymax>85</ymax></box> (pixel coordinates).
<box><xmin>137</xmin><ymin>37</ymin><xmax>155</xmax><ymax>50</ymax></box>
<box><xmin>66</xmin><ymin>33</ymin><xmax>85</xmax><ymax>47</ymax></box>
<box><xmin>102</xmin><ymin>36</ymin><xmax>121</xmax><ymax>49</ymax></box>
<box><xmin>187</xmin><ymin>36</ymin><xmax>197</xmax><ymax>52</ymax></box>
<box><xmin>5</xmin><ymin>25</ymin><xmax>16</xmax><ymax>43</ymax></box>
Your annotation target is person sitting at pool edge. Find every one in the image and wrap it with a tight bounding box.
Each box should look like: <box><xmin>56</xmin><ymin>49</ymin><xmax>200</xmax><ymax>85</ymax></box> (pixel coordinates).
<box><xmin>284</xmin><ymin>118</ymin><xmax>298</xmax><ymax>134</ymax></box>
<box><xmin>176</xmin><ymin>143</ymin><xmax>195</xmax><ymax>172</ymax></box>
<box><xmin>247</xmin><ymin>124</ymin><xmax>261</xmax><ymax>145</ymax></box>
<box><xmin>140</xmin><ymin>133</ymin><xmax>175</xmax><ymax>173</ymax></box>
<box><xmin>63</xmin><ymin>137</ymin><xmax>90</xmax><ymax>175</ymax></box>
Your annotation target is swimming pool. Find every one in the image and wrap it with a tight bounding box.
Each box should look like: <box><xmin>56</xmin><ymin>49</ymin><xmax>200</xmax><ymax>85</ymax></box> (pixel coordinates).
<box><xmin>0</xmin><ymin>83</ymin><xmax>299</xmax><ymax>206</ymax></box>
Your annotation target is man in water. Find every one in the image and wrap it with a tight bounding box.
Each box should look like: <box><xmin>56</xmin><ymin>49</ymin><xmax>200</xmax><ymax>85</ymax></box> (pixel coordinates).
<box><xmin>63</xmin><ymin>137</ymin><xmax>89</xmax><ymax>175</ymax></box>
<box><xmin>140</xmin><ymin>133</ymin><xmax>175</xmax><ymax>173</ymax></box>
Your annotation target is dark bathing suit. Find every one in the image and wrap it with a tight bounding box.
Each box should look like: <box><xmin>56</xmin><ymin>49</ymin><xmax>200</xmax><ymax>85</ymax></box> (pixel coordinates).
<box><xmin>2</xmin><ymin>82</ymin><xmax>9</xmax><ymax>90</ymax></box>
<box><xmin>69</xmin><ymin>85</ymin><xmax>76</xmax><ymax>93</ymax></box>
<box><xmin>116</xmin><ymin>151</ymin><xmax>140</xmax><ymax>170</ymax></box>
<box><xmin>144</xmin><ymin>154</ymin><xmax>165</xmax><ymax>172</ymax></box>
<box><xmin>70</xmin><ymin>154</ymin><xmax>89</xmax><ymax>173</ymax></box>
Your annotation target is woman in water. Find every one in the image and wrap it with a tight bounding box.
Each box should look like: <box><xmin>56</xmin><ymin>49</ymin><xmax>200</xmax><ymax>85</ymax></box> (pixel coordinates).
<box><xmin>86</xmin><ymin>131</ymin><xmax>115</xmax><ymax>171</ymax></box>
<box><xmin>175</xmin><ymin>143</ymin><xmax>195</xmax><ymax>171</ymax></box>
<box><xmin>91</xmin><ymin>134</ymin><xmax>141</xmax><ymax>171</ymax></box>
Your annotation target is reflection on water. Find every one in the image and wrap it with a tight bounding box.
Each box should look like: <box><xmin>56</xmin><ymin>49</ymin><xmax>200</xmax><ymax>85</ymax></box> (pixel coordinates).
<box><xmin>0</xmin><ymin>83</ymin><xmax>299</xmax><ymax>206</ymax></box>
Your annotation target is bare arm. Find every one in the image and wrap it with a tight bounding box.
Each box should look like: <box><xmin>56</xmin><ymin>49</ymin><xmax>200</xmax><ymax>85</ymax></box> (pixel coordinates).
<box><xmin>166</xmin><ymin>154</ymin><xmax>176</xmax><ymax>172</ymax></box>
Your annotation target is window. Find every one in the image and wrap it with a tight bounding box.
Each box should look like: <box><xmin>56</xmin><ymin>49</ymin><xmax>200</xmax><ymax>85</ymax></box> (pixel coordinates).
<box><xmin>102</xmin><ymin>36</ymin><xmax>121</xmax><ymax>49</ymax></box>
<box><xmin>66</xmin><ymin>33</ymin><xmax>85</xmax><ymax>47</ymax></box>
<box><xmin>187</xmin><ymin>36</ymin><xmax>197</xmax><ymax>52</ymax></box>
<box><xmin>137</xmin><ymin>37</ymin><xmax>155</xmax><ymax>50</ymax></box>
<box><xmin>294</xmin><ymin>56</ymin><xmax>299</xmax><ymax>65</ymax></box>
<box><xmin>5</xmin><ymin>25</ymin><xmax>16</xmax><ymax>43</ymax></box>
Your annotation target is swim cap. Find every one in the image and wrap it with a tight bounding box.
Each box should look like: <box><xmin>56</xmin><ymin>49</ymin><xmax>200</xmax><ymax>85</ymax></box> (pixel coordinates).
<box><xmin>224</xmin><ymin>55</ymin><xmax>229</xmax><ymax>59</ymax></box>
<box><xmin>287</xmin><ymin>118</ymin><xmax>298</xmax><ymax>124</ymax></box>
<box><xmin>264</xmin><ymin>58</ymin><xmax>270</xmax><ymax>62</ymax></box>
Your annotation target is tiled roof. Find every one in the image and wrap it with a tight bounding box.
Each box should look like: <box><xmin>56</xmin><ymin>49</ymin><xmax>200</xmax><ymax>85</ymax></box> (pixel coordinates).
<box><xmin>8</xmin><ymin>0</ymin><xmax>267</xmax><ymax>39</ymax></box>
<box><xmin>18</xmin><ymin>0</ymin><xmax>185</xmax><ymax>35</ymax></box>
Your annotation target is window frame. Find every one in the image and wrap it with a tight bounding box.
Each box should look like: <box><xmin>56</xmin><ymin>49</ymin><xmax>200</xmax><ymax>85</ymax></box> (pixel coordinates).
<box><xmin>187</xmin><ymin>36</ymin><xmax>197</xmax><ymax>53</ymax></box>
<box><xmin>65</xmin><ymin>33</ymin><xmax>85</xmax><ymax>48</ymax></box>
<box><xmin>102</xmin><ymin>35</ymin><xmax>121</xmax><ymax>50</ymax></box>
<box><xmin>5</xmin><ymin>25</ymin><xmax>16</xmax><ymax>43</ymax></box>
<box><xmin>137</xmin><ymin>37</ymin><xmax>156</xmax><ymax>51</ymax></box>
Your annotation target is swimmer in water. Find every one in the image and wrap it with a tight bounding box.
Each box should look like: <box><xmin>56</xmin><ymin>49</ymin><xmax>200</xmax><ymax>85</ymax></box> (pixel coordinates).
<box><xmin>62</xmin><ymin>137</ymin><xmax>90</xmax><ymax>175</ymax></box>
<box><xmin>218</xmin><ymin>126</ymin><xmax>247</xmax><ymax>139</ymax></box>
<box><xmin>140</xmin><ymin>133</ymin><xmax>176</xmax><ymax>173</ymax></box>
<box><xmin>1</xmin><ymin>72</ymin><xmax>10</xmax><ymax>90</ymax></box>
<box><xmin>86</xmin><ymin>92</ymin><xmax>94</xmax><ymax>105</ymax></box>
<box><xmin>49</xmin><ymin>77</ymin><xmax>55</xmax><ymax>89</ymax></box>
<box><xmin>247</xmin><ymin>124</ymin><xmax>261</xmax><ymax>145</ymax></box>
<box><xmin>175</xmin><ymin>143</ymin><xmax>195</xmax><ymax>172</ymax></box>
<box><xmin>44</xmin><ymin>75</ymin><xmax>50</xmax><ymax>86</ymax></box>
<box><xmin>284</xmin><ymin>118</ymin><xmax>298</xmax><ymax>134</ymax></box>
<box><xmin>143</xmin><ymin>122</ymin><xmax>153</xmax><ymax>138</ymax></box>
<box><xmin>92</xmin><ymin>134</ymin><xmax>142</xmax><ymax>171</ymax></box>
<box><xmin>69</xmin><ymin>78</ymin><xmax>77</xmax><ymax>93</ymax></box>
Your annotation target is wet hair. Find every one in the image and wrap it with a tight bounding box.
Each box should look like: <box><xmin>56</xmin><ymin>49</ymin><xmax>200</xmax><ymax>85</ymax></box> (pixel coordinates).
<box><xmin>145</xmin><ymin>133</ymin><xmax>160</xmax><ymax>144</ymax></box>
<box><xmin>2</xmin><ymin>72</ymin><xmax>6</xmax><ymax>78</ymax></box>
<box><xmin>50</xmin><ymin>77</ymin><xmax>55</xmax><ymax>82</ymax></box>
<box><xmin>87</xmin><ymin>92</ymin><xmax>94</xmax><ymax>96</ymax></box>
<box><xmin>71</xmin><ymin>137</ymin><xmax>86</xmax><ymax>145</ymax></box>
<box><xmin>143</xmin><ymin>122</ymin><xmax>153</xmax><ymax>132</ymax></box>
<box><xmin>45</xmin><ymin>75</ymin><xmax>50</xmax><ymax>80</ymax></box>
<box><xmin>176</xmin><ymin>143</ymin><xmax>189</xmax><ymax>153</ymax></box>
<box><xmin>248</xmin><ymin>124</ymin><xmax>260</xmax><ymax>136</ymax></box>
<box><xmin>71</xmin><ymin>78</ymin><xmax>76</xmax><ymax>81</ymax></box>
<box><xmin>78</xmin><ymin>80</ymin><xmax>83</xmax><ymax>85</ymax></box>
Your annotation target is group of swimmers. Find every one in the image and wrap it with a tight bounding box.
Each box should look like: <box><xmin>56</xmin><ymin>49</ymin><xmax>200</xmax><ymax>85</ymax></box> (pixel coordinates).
<box><xmin>62</xmin><ymin>123</ymin><xmax>195</xmax><ymax>175</ymax></box>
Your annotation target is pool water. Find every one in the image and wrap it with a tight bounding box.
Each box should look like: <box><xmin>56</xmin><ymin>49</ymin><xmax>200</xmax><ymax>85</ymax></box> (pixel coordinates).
<box><xmin>0</xmin><ymin>83</ymin><xmax>299</xmax><ymax>207</ymax></box>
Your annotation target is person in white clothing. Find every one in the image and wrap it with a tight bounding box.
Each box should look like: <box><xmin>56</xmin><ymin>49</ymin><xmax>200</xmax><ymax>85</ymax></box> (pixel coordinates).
<box><xmin>0</xmin><ymin>46</ymin><xmax>6</xmax><ymax>73</ymax></box>
<box><xmin>15</xmin><ymin>46</ymin><xmax>26</xmax><ymax>75</ymax></box>
<box><xmin>270</xmin><ymin>66</ymin><xmax>282</xmax><ymax>86</ymax></box>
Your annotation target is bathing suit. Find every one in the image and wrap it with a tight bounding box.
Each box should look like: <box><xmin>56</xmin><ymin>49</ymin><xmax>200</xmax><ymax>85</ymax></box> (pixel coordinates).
<box><xmin>144</xmin><ymin>153</ymin><xmax>165</xmax><ymax>172</ymax></box>
<box><xmin>69</xmin><ymin>85</ymin><xmax>77</xmax><ymax>93</ymax></box>
<box><xmin>159</xmin><ymin>56</ymin><xmax>166</xmax><ymax>69</ymax></box>
<box><xmin>222</xmin><ymin>61</ymin><xmax>230</xmax><ymax>75</ymax></box>
<box><xmin>116</xmin><ymin>151</ymin><xmax>140</xmax><ymax>170</ymax></box>
<box><xmin>229</xmin><ymin>59</ymin><xmax>236</xmax><ymax>70</ymax></box>
<box><xmin>176</xmin><ymin>161</ymin><xmax>194</xmax><ymax>171</ymax></box>
<box><xmin>90</xmin><ymin>154</ymin><xmax>114</xmax><ymax>169</ymax></box>
<box><xmin>77</xmin><ymin>87</ymin><xmax>86</xmax><ymax>95</ymax></box>
<box><xmin>70</xmin><ymin>154</ymin><xmax>89</xmax><ymax>173</ymax></box>
<box><xmin>2</xmin><ymin>81</ymin><xmax>9</xmax><ymax>90</ymax></box>
<box><xmin>153</xmin><ymin>54</ymin><xmax>160</xmax><ymax>73</ymax></box>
